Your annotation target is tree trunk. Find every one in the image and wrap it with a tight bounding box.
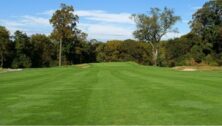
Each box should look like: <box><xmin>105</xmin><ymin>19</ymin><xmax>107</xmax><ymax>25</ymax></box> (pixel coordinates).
<box><xmin>59</xmin><ymin>40</ymin><xmax>62</xmax><ymax>67</ymax></box>
<box><xmin>0</xmin><ymin>52</ymin><xmax>3</xmax><ymax>68</ymax></box>
<box><xmin>147</xmin><ymin>41</ymin><xmax>159</xmax><ymax>66</ymax></box>
<box><xmin>0</xmin><ymin>52</ymin><xmax>4</xmax><ymax>68</ymax></box>
<box><xmin>152</xmin><ymin>48</ymin><xmax>158</xmax><ymax>66</ymax></box>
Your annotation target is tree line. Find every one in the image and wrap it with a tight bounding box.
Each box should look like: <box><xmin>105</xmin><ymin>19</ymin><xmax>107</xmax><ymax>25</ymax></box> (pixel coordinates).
<box><xmin>0</xmin><ymin>0</ymin><xmax>221</xmax><ymax>68</ymax></box>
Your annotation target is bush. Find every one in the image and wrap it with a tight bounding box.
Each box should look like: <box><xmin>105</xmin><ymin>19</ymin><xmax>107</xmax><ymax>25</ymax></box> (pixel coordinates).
<box><xmin>215</xmin><ymin>53</ymin><xmax>222</xmax><ymax>66</ymax></box>
<box><xmin>12</xmin><ymin>54</ymin><xmax>32</xmax><ymax>68</ymax></box>
<box><xmin>204</xmin><ymin>54</ymin><xmax>218</xmax><ymax>66</ymax></box>
<box><xmin>191</xmin><ymin>45</ymin><xmax>205</xmax><ymax>63</ymax></box>
<box><xmin>96</xmin><ymin>40</ymin><xmax>152</xmax><ymax>65</ymax></box>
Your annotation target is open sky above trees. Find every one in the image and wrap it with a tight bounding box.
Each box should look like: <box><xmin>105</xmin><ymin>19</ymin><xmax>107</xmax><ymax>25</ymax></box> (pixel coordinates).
<box><xmin>0</xmin><ymin>0</ymin><xmax>208</xmax><ymax>41</ymax></box>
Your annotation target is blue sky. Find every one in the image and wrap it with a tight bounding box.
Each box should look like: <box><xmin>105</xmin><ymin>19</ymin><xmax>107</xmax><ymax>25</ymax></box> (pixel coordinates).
<box><xmin>0</xmin><ymin>0</ymin><xmax>208</xmax><ymax>41</ymax></box>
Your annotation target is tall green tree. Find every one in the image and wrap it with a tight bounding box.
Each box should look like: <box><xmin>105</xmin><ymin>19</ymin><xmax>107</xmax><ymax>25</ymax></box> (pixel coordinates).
<box><xmin>132</xmin><ymin>7</ymin><xmax>180</xmax><ymax>66</ymax></box>
<box><xmin>190</xmin><ymin>0</ymin><xmax>222</xmax><ymax>56</ymax></box>
<box><xmin>50</xmin><ymin>3</ymin><xmax>79</xmax><ymax>66</ymax></box>
<box><xmin>31</xmin><ymin>34</ymin><xmax>56</xmax><ymax>67</ymax></box>
<box><xmin>12</xmin><ymin>31</ymin><xmax>32</xmax><ymax>68</ymax></box>
<box><xmin>0</xmin><ymin>26</ymin><xmax>10</xmax><ymax>67</ymax></box>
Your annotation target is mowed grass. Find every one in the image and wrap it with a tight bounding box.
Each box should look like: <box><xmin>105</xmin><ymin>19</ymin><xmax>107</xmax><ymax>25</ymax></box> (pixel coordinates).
<box><xmin>0</xmin><ymin>62</ymin><xmax>222</xmax><ymax>125</ymax></box>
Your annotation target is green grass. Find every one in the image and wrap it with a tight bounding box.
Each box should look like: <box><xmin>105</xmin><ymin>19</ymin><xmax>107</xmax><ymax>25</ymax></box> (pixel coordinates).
<box><xmin>0</xmin><ymin>68</ymin><xmax>3</xmax><ymax>73</ymax></box>
<box><xmin>0</xmin><ymin>62</ymin><xmax>222</xmax><ymax>125</ymax></box>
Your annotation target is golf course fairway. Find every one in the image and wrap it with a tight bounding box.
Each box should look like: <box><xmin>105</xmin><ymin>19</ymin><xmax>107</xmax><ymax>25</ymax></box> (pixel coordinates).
<box><xmin>0</xmin><ymin>62</ymin><xmax>222</xmax><ymax>125</ymax></box>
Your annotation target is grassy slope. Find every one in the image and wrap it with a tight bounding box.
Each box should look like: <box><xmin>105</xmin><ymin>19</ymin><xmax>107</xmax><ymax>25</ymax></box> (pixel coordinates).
<box><xmin>0</xmin><ymin>62</ymin><xmax>222</xmax><ymax>125</ymax></box>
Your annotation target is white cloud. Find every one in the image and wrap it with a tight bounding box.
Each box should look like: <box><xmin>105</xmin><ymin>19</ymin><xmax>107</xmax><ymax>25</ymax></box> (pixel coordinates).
<box><xmin>74</xmin><ymin>10</ymin><xmax>135</xmax><ymax>40</ymax></box>
<box><xmin>0</xmin><ymin>16</ymin><xmax>51</xmax><ymax>35</ymax></box>
<box><xmin>38</xmin><ymin>10</ymin><xmax>55</xmax><ymax>16</ymax></box>
<box><xmin>76</xmin><ymin>10</ymin><xmax>134</xmax><ymax>24</ymax></box>
<box><xmin>0</xmin><ymin>20</ymin><xmax>26</xmax><ymax>34</ymax></box>
<box><xmin>21</xmin><ymin>16</ymin><xmax>50</xmax><ymax>26</ymax></box>
<box><xmin>79</xmin><ymin>23</ymin><xmax>134</xmax><ymax>40</ymax></box>
<box><xmin>39</xmin><ymin>10</ymin><xmax>134</xmax><ymax>24</ymax></box>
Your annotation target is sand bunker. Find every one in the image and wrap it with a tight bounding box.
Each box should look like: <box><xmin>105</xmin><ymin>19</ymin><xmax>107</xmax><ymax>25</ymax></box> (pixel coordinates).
<box><xmin>173</xmin><ymin>66</ymin><xmax>197</xmax><ymax>72</ymax></box>
<box><xmin>6</xmin><ymin>69</ymin><xmax>23</xmax><ymax>72</ymax></box>
<box><xmin>181</xmin><ymin>68</ymin><xmax>197</xmax><ymax>71</ymax></box>
<box><xmin>0</xmin><ymin>69</ymin><xmax>23</xmax><ymax>73</ymax></box>
<box><xmin>173</xmin><ymin>66</ymin><xmax>222</xmax><ymax>71</ymax></box>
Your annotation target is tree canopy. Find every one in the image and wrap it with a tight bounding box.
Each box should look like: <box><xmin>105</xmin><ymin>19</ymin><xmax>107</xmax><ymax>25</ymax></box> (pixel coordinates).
<box><xmin>132</xmin><ymin>7</ymin><xmax>180</xmax><ymax>66</ymax></box>
<box><xmin>0</xmin><ymin>26</ymin><xmax>10</xmax><ymax>67</ymax></box>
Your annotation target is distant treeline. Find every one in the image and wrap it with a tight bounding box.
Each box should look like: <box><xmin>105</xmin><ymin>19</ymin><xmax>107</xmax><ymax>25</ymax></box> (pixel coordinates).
<box><xmin>0</xmin><ymin>0</ymin><xmax>221</xmax><ymax>68</ymax></box>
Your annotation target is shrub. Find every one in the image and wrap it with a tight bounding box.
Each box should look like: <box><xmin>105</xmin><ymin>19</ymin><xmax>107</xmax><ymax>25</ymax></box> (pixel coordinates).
<box><xmin>204</xmin><ymin>54</ymin><xmax>218</xmax><ymax>66</ymax></box>
<box><xmin>12</xmin><ymin>54</ymin><xmax>32</xmax><ymax>68</ymax></box>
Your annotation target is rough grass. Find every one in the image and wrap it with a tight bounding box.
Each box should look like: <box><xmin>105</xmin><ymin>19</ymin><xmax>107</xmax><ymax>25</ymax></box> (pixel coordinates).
<box><xmin>0</xmin><ymin>68</ymin><xmax>5</xmax><ymax>73</ymax></box>
<box><xmin>0</xmin><ymin>62</ymin><xmax>222</xmax><ymax>125</ymax></box>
